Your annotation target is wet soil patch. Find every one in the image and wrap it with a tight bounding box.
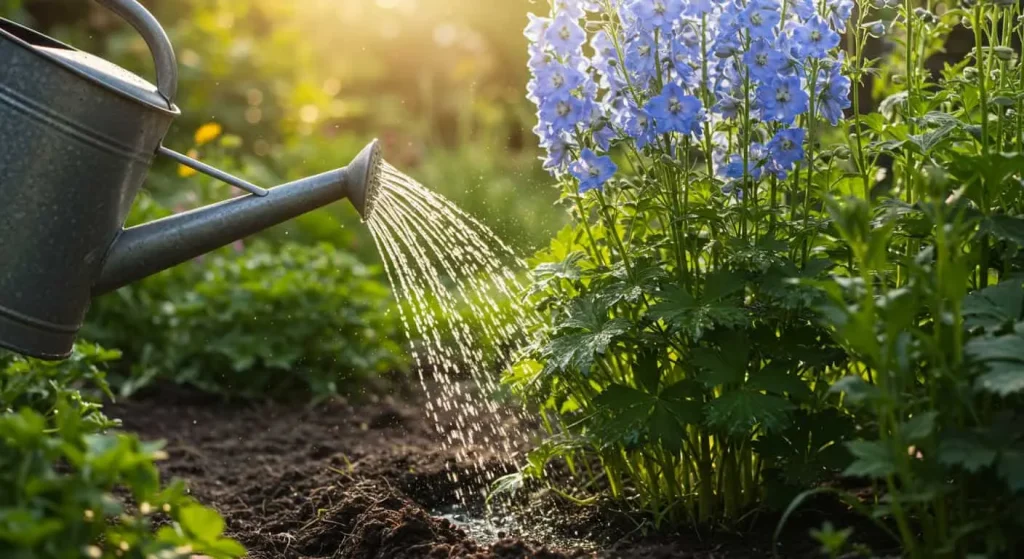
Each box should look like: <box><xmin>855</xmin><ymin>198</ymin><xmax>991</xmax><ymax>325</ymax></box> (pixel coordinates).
<box><xmin>108</xmin><ymin>384</ymin><xmax>895</xmax><ymax>558</ymax></box>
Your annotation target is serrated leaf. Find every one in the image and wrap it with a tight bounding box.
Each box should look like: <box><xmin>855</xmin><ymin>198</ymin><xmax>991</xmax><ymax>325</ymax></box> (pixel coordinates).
<box><xmin>900</xmin><ymin>411</ymin><xmax>938</xmax><ymax>443</ymax></box>
<box><xmin>703</xmin><ymin>269</ymin><xmax>745</xmax><ymax>301</ymax></box>
<box><xmin>746</xmin><ymin>362</ymin><xmax>811</xmax><ymax>399</ymax></box>
<box><xmin>938</xmin><ymin>436</ymin><xmax>997</xmax><ymax>472</ymax></box>
<box><xmin>691</xmin><ymin>333</ymin><xmax>750</xmax><ymax>387</ymax></box>
<box><xmin>658</xmin><ymin>379</ymin><xmax>704</xmax><ymax>425</ymax></box>
<box><xmin>648</xmin><ymin>402</ymin><xmax>687</xmax><ymax>454</ymax></box>
<box><xmin>907</xmin><ymin>120</ymin><xmax>959</xmax><ymax>153</ymax></box>
<box><xmin>983</xmin><ymin>216</ymin><xmax>1024</xmax><ymax>247</ymax></box>
<box><xmin>593</xmin><ymin>383</ymin><xmax>656</xmax><ymax>435</ymax></box>
<box><xmin>648</xmin><ymin>285</ymin><xmax>696</xmax><ymax>323</ymax></box>
<box><xmin>543</xmin><ymin>317</ymin><xmax>630</xmax><ymax>376</ymax></box>
<box><xmin>705</xmin><ymin>390</ymin><xmax>793</xmax><ymax>436</ymax></box>
<box><xmin>974</xmin><ymin>361</ymin><xmax>1024</xmax><ymax>396</ymax></box>
<box><xmin>962</xmin><ymin>279</ymin><xmax>1024</xmax><ymax>331</ymax></box>
<box><xmin>829</xmin><ymin>375</ymin><xmax>881</xmax><ymax>405</ymax></box>
<box><xmin>843</xmin><ymin>440</ymin><xmax>896</xmax><ymax>478</ymax></box>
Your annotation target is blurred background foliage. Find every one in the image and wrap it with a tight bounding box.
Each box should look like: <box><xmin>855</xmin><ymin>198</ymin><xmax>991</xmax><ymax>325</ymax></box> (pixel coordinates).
<box><xmin>0</xmin><ymin>0</ymin><xmax>563</xmax><ymax>397</ymax></box>
<box><xmin>0</xmin><ymin>0</ymin><xmax>562</xmax><ymax>255</ymax></box>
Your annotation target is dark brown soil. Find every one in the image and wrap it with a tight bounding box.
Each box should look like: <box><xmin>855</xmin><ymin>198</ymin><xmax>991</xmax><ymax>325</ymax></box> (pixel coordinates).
<box><xmin>107</xmin><ymin>383</ymin><xmax>895</xmax><ymax>559</ymax></box>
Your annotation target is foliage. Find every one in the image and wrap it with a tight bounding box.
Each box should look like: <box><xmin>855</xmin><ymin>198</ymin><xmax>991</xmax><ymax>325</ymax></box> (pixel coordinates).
<box><xmin>0</xmin><ymin>342</ymin><xmax>121</xmax><ymax>432</ymax></box>
<box><xmin>507</xmin><ymin>0</ymin><xmax>1024</xmax><ymax>556</ymax></box>
<box><xmin>503</xmin><ymin>0</ymin><xmax>857</xmax><ymax>527</ymax></box>
<box><xmin>0</xmin><ymin>0</ymin><xmax>563</xmax><ymax>255</ymax></box>
<box><xmin>85</xmin><ymin>241</ymin><xmax>407</xmax><ymax>400</ymax></box>
<box><xmin>0</xmin><ymin>344</ymin><xmax>245</xmax><ymax>558</ymax></box>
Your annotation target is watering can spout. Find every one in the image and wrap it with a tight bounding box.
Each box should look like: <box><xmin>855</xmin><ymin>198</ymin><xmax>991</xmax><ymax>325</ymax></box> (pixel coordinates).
<box><xmin>93</xmin><ymin>139</ymin><xmax>383</xmax><ymax>296</ymax></box>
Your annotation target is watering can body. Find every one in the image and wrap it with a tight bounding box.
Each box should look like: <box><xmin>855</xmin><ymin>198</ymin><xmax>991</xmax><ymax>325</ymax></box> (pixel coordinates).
<box><xmin>0</xmin><ymin>1</ymin><xmax>381</xmax><ymax>360</ymax></box>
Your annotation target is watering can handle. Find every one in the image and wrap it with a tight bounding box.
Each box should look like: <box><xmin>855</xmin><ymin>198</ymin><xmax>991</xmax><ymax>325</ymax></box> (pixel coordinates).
<box><xmin>94</xmin><ymin>0</ymin><xmax>178</xmax><ymax>104</ymax></box>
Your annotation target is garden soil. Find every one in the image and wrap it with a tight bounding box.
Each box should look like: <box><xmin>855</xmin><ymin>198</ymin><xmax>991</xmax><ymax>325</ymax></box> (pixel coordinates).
<box><xmin>108</xmin><ymin>382</ymin><xmax>891</xmax><ymax>559</ymax></box>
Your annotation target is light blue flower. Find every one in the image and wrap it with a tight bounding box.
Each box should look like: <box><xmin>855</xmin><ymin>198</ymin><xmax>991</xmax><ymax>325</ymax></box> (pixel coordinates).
<box><xmin>826</xmin><ymin>0</ymin><xmax>855</xmax><ymax>32</ymax></box>
<box><xmin>524</xmin><ymin>14</ymin><xmax>552</xmax><ymax>45</ymax></box>
<box><xmin>540</xmin><ymin>95</ymin><xmax>587</xmax><ymax>133</ymax></box>
<box><xmin>739</xmin><ymin>0</ymin><xmax>782</xmax><ymax>40</ymax></box>
<box><xmin>629</xmin><ymin>0</ymin><xmax>685</xmax><ymax>32</ymax></box>
<box><xmin>571</xmin><ymin>148</ymin><xmax>618</xmax><ymax>192</ymax></box>
<box><xmin>743</xmin><ymin>39</ymin><xmax>788</xmax><ymax>82</ymax></box>
<box><xmin>816</xmin><ymin>66</ymin><xmax>851</xmax><ymax>125</ymax></box>
<box><xmin>793</xmin><ymin>16</ymin><xmax>840</xmax><ymax>59</ymax></box>
<box><xmin>756</xmin><ymin>75</ymin><xmax>809</xmax><ymax>123</ymax></box>
<box><xmin>545</xmin><ymin>11</ymin><xmax>586</xmax><ymax>56</ymax></box>
<box><xmin>766</xmin><ymin>127</ymin><xmax>805</xmax><ymax>178</ymax></box>
<box><xmin>646</xmin><ymin>82</ymin><xmax>704</xmax><ymax>135</ymax></box>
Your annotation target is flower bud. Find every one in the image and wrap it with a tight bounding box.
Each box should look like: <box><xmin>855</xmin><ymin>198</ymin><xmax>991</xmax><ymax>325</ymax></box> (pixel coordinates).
<box><xmin>962</xmin><ymin>16</ymin><xmax>973</xmax><ymax>28</ymax></box>
<box><xmin>866</xmin><ymin>20</ymin><xmax>886</xmax><ymax>36</ymax></box>
<box><xmin>913</xmin><ymin>7</ymin><xmax>937</xmax><ymax>23</ymax></box>
<box><xmin>963</xmin><ymin>66</ymin><xmax>979</xmax><ymax>81</ymax></box>
<box><xmin>994</xmin><ymin>46</ymin><xmax>1015</xmax><ymax>61</ymax></box>
<box><xmin>834</xmin><ymin>145</ymin><xmax>852</xmax><ymax>160</ymax></box>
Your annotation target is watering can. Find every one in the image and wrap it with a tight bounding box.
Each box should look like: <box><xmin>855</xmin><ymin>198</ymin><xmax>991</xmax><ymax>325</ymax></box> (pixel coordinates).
<box><xmin>0</xmin><ymin>0</ymin><xmax>384</xmax><ymax>360</ymax></box>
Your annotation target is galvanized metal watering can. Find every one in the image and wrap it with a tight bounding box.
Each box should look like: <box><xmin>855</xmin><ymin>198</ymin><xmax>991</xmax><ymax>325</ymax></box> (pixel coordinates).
<box><xmin>0</xmin><ymin>0</ymin><xmax>383</xmax><ymax>360</ymax></box>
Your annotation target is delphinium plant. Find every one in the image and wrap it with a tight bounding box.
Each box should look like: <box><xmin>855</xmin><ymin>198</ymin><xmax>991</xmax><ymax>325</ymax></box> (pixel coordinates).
<box><xmin>775</xmin><ymin>0</ymin><xmax>1024</xmax><ymax>555</ymax></box>
<box><xmin>501</xmin><ymin>0</ymin><xmax>859</xmax><ymax>525</ymax></box>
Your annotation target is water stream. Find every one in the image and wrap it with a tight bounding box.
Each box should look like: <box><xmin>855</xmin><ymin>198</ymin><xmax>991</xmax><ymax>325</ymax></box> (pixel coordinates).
<box><xmin>365</xmin><ymin>161</ymin><xmax>541</xmax><ymax>503</ymax></box>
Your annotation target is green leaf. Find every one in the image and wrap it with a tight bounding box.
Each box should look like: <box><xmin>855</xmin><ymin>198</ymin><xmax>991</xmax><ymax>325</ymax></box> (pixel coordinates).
<box><xmin>998</xmin><ymin>450</ymin><xmax>1024</xmax><ymax>492</ymax></box>
<box><xmin>702</xmin><ymin>269</ymin><xmax>745</xmax><ymax>301</ymax></box>
<box><xmin>691</xmin><ymin>336</ymin><xmax>750</xmax><ymax>387</ymax></box>
<box><xmin>543</xmin><ymin>313</ymin><xmax>631</xmax><ymax>376</ymax></box>
<box><xmin>746</xmin><ymin>362</ymin><xmax>811</xmax><ymax>399</ymax></box>
<box><xmin>900</xmin><ymin>411</ymin><xmax>938</xmax><ymax>443</ymax></box>
<box><xmin>648</xmin><ymin>403</ymin><xmax>686</xmax><ymax>454</ymax></box>
<box><xmin>829</xmin><ymin>376</ymin><xmax>881</xmax><ymax>405</ymax></box>
<box><xmin>974</xmin><ymin>362</ymin><xmax>1024</xmax><ymax>397</ymax></box>
<box><xmin>533</xmin><ymin>251</ymin><xmax>586</xmax><ymax>282</ymax></box>
<box><xmin>649</xmin><ymin>276</ymin><xmax>747</xmax><ymax>339</ymax></box>
<box><xmin>658</xmin><ymin>379</ymin><xmax>704</xmax><ymax>425</ymax></box>
<box><xmin>593</xmin><ymin>384</ymin><xmax>656</xmax><ymax>438</ymax></box>
<box><xmin>938</xmin><ymin>436</ymin><xmax>997</xmax><ymax>472</ymax></box>
<box><xmin>962</xmin><ymin>279</ymin><xmax>1024</xmax><ymax>331</ymax></box>
<box><xmin>180</xmin><ymin>504</ymin><xmax>227</xmax><ymax>542</ymax></box>
<box><xmin>648</xmin><ymin>285</ymin><xmax>696</xmax><ymax>324</ymax></box>
<box><xmin>843</xmin><ymin>440</ymin><xmax>896</xmax><ymax>478</ymax></box>
<box><xmin>705</xmin><ymin>390</ymin><xmax>793</xmax><ymax>436</ymax></box>
<box><xmin>633</xmin><ymin>349</ymin><xmax>661</xmax><ymax>394</ymax></box>
<box><xmin>983</xmin><ymin>216</ymin><xmax>1024</xmax><ymax>247</ymax></box>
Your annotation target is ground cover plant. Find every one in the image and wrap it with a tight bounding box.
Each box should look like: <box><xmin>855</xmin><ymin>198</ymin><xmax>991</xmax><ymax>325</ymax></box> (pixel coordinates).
<box><xmin>85</xmin><ymin>236</ymin><xmax>407</xmax><ymax>400</ymax></box>
<box><xmin>503</xmin><ymin>0</ymin><xmax>1024</xmax><ymax>555</ymax></box>
<box><xmin>0</xmin><ymin>344</ymin><xmax>244</xmax><ymax>558</ymax></box>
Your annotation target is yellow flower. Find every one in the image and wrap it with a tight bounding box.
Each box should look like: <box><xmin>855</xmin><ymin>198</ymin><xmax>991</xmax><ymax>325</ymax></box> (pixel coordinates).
<box><xmin>177</xmin><ymin>149</ymin><xmax>200</xmax><ymax>178</ymax></box>
<box><xmin>194</xmin><ymin>122</ymin><xmax>223</xmax><ymax>146</ymax></box>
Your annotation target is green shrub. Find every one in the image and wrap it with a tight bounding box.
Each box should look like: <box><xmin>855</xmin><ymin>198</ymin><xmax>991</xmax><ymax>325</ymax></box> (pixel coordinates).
<box><xmin>0</xmin><ymin>344</ymin><xmax>245</xmax><ymax>559</ymax></box>
<box><xmin>85</xmin><ymin>241</ymin><xmax>407</xmax><ymax>400</ymax></box>
<box><xmin>0</xmin><ymin>342</ymin><xmax>120</xmax><ymax>432</ymax></box>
